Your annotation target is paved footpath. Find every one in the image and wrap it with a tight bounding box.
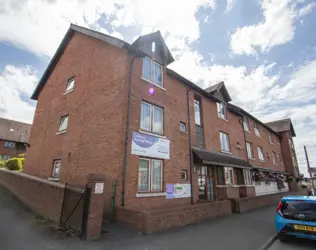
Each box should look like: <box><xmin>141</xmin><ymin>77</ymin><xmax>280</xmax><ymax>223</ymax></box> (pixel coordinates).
<box><xmin>0</xmin><ymin>186</ymin><xmax>295</xmax><ymax>250</ymax></box>
<box><xmin>268</xmin><ymin>238</ymin><xmax>315</xmax><ymax>250</ymax></box>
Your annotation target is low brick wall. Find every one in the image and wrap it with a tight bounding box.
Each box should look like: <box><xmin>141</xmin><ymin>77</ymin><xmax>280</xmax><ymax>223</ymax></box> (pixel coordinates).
<box><xmin>231</xmin><ymin>191</ymin><xmax>306</xmax><ymax>213</ymax></box>
<box><xmin>0</xmin><ymin>168</ymin><xmax>65</xmax><ymax>221</ymax></box>
<box><xmin>117</xmin><ymin>200</ymin><xmax>232</xmax><ymax>234</ymax></box>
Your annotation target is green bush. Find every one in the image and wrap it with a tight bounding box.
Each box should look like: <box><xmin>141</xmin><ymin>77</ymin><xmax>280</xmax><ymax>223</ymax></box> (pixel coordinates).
<box><xmin>21</xmin><ymin>158</ymin><xmax>25</xmax><ymax>167</ymax></box>
<box><xmin>5</xmin><ymin>158</ymin><xmax>23</xmax><ymax>171</ymax></box>
<box><xmin>0</xmin><ymin>160</ymin><xmax>5</xmax><ymax>168</ymax></box>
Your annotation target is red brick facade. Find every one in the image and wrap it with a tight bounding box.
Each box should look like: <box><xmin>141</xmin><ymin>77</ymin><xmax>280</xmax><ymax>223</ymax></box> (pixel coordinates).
<box><xmin>24</xmin><ymin>25</ymin><xmax>299</xmax><ymax>215</ymax></box>
<box><xmin>0</xmin><ymin>139</ymin><xmax>27</xmax><ymax>159</ymax></box>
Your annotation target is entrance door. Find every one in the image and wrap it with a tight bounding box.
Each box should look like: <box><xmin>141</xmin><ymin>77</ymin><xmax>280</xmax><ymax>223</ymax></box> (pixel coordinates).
<box><xmin>197</xmin><ymin>166</ymin><xmax>214</xmax><ymax>201</ymax></box>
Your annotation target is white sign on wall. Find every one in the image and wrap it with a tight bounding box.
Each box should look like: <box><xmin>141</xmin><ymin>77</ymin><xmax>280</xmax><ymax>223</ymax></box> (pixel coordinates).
<box><xmin>131</xmin><ymin>132</ymin><xmax>170</xmax><ymax>159</ymax></box>
<box><xmin>95</xmin><ymin>183</ymin><xmax>104</xmax><ymax>194</ymax></box>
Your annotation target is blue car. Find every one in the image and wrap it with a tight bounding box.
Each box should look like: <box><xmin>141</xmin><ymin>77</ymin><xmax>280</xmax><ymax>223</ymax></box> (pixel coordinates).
<box><xmin>275</xmin><ymin>195</ymin><xmax>316</xmax><ymax>241</ymax></box>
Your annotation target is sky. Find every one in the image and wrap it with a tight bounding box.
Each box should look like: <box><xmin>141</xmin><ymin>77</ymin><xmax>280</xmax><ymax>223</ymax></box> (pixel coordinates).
<box><xmin>0</xmin><ymin>0</ymin><xmax>316</xmax><ymax>176</ymax></box>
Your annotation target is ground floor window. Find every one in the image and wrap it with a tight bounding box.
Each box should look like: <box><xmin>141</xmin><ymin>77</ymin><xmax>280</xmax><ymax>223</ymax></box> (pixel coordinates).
<box><xmin>138</xmin><ymin>158</ymin><xmax>163</xmax><ymax>192</ymax></box>
<box><xmin>225</xmin><ymin>167</ymin><xmax>234</xmax><ymax>184</ymax></box>
<box><xmin>52</xmin><ymin>159</ymin><xmax>61</xmax><ymax>178</ymax></box>
<box><xmin>243</xmin><ymin>169</ymin><xmax>253</xmax><ymax>185</ymax></box>
<box><xmin>217</xmin><ymin>167</ymin><xmax>224</xmax><ymax>185</ymax></box>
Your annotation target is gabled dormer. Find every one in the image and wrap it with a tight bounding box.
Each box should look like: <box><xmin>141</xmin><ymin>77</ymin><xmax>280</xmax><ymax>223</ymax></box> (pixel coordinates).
<box><xmin>204</xmin><ymin>82</ymin><xmax>232</xmax><ymax>103</ymax></box>
<box><xmin>132</xmin><ymin>31</ymin><xmax>174</xmax><ymax>66</ymax></box>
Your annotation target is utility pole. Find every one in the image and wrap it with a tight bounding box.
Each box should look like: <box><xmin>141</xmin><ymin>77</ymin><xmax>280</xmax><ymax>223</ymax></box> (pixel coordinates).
<box><xmin>304</xmin><ymin>145</ymin><xmax>315</xmax><ymax>195</ymax></box>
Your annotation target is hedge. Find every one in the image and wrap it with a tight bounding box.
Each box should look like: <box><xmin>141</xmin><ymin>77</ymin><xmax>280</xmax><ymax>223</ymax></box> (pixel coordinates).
<box><xmin>5</xmin><ymin>158</ymin><xmax>23</xmax><ymax>171</ymax></box>
<box><xmin>0</xmin><ymin>160</ymin><xmax>5</xmax><ymax>168</ymax></box>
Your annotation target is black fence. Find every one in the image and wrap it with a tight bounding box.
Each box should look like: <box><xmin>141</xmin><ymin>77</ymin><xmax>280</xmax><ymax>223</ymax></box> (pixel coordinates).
<box><xmin>60</xmin><ymin>183</ymin><xmax>89</xmax><ymax>235</ymax></box>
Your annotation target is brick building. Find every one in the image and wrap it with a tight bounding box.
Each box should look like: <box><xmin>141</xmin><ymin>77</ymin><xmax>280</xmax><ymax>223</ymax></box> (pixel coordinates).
<box><xmin>0</xmin><ymin>117</ymin><xmax>31</xmax><ymax>160</ymax></box>
<box><xmin>24</xmin><ymin>24</ymin><xmax>300</xmax><ymax>212</ymax></box>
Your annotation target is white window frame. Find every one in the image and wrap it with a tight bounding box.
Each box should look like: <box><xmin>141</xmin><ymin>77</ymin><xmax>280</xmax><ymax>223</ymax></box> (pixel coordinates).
<box><xmin>243</xmin><ymin>169</ymin><xmax>253</xmax><ymax>185</ymax></box>
<box><xmin>220</xmin><ymin>132</ymin><xmax>230</xmax><ymax>153</ymax></box>
<box><xmin>65</xmin><ymin>77</ymin><xmax>75</xmax><ymax>93</ymax></box>
<box><xmin>243</xmin><ymin>117</ymin><xmax>250</xmax><ymax>132</ymax></box>
<box><xmin>142</xmin><ymin>57</ymin><xmax>163</xmax><ymax>88</ymax></box>
<box><xmin>138</xmin><ymin>158</ymin><xmax>163</xmax><ymax>192</ymax></box>
<box><xmin>246</xmin><ymin>142</ymin><xmax>254</xmax><ymax>159</ymax></box>
<box><xmin>269</xmin><ymin>132</ymin><xmax>273</xmax><ymax>144</ymax></box>
<box><xmin>257</xmin><ymin>146</ymin><xmax>264</xmax><ymax>161</ymax></box>
<box><xmin>217</xmin><ymin>102</ymin><xmax>227</xmax><ymax>120</ymax></box>
<box><xmin>180</xmin><ymin>170</ymin><xmax>187</xmax><ymax>181</ymax></box>
<box><xmin>292</xmin><ymin>156</ymin><xmax>296</xmax><ymax>166</ymax></box>
<box><xmin>57</xmin><ymin>115</ymin><xmax>69</xmax><ymax>133</ymax></box>
<box><xmin>194</xmin><ymin>98</ymin><xmax>202</xmax><ymax>126</ymax></box>
<box><xmin>289</xmin><ymin>139</ymin><xmax>294</xmax><ymax>149</ymax></box>
<box><xmin>272</xmin><ymin>151</ymin><xmax>276</xmax><ymax>165</ymax></box>
<box><xmin>4</xmin><ymin>141</ymin><xmax>15</xmax><ymax>148</ymax></box>
<box><xmin>52</xmin><ymin>159</ymin><xmax>61</xmax><ymax>178</ymax></box>
<box><xmin>180</xmin><ymin>122</ymin><xmax>186</xmax><ymax>133</ymax></box>
<box><xmin>225</xmin><ymin>167</ymin><xmax>234</xmax><ymax>185</ymax></box>
<box><xmin>254</xmin><ymin>123</ymin><xmax>260</xmax><ymax>137</ymax></box>
<box><xmin>140</xmin><ymin>101</ymin><xmax>163</xmax><ymax>135</ymax></box>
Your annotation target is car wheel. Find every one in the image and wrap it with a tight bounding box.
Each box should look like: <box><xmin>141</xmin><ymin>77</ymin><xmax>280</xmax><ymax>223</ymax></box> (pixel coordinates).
<box><xmin>278</xmin><ymin>233</ymin><xmax>287</xmax><ymax>242</ymax></box>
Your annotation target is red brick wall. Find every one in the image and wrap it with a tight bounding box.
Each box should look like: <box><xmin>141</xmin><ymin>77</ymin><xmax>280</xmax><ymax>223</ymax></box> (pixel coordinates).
<box><xmin>0</xmin><ymin>168</ymin><xmax>64</xmax><ymax>221</ymax></box>
<box><xmin>0</xmin><ymin>139</ymin><xmax>26</xmax><ymax>158</ymax></box>
<box><xmin>239</xmin><ymin>186</ymin><xmax>255</xmax><ymax>198</ymax></box>
<box><xmin>117</xmin><ymin>200</ymin><xmax>232</xmax><ymax>234</ymax></box>
<box><xmin>280</xmin><ymin>131</ymin><xmax>299</xmax><ymax>177</ymax></box>
<box><xmin>24</xmin><ymin>32</ymin><xmax>129</xmax><ymax>188</ymax></box>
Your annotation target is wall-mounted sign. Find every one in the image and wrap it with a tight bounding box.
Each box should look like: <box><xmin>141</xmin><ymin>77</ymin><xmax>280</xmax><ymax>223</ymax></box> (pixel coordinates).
<box><xmin>131</xmin><ymin>132</ymin><xmax>170</xmax><ymax>159</ymax></box>
<box><xmin>95</xmin><ymin>183</ymin><xmax>104</xmax><ymax>194</ymax></box>
<box><xmin>166</xmin><ymin>183</ymin><xmax>191</xmax><ymax>199</ymax></box>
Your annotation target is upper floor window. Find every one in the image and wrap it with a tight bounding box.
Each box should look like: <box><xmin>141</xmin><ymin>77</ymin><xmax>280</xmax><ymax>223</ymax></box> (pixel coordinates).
<box><xmin>65</xmin><ymin>77</ymin><xmax>75</xmax><ymax>93</ymax></box>
<box><xmin>194</xmin><ymin>97</ymin><xmax>202</xmax><ymax>126</ymax></box>
<box><xmin>225</xmin><ymin>167</ymin><xmax>234</xmax><ymax>184</ymax></box>
<box><xmin>254</xmin><ymin>123</ymin><xmax>260</xmax><ymax>137</ymax></box>
<box><xmin>289</xmin><ymin>139</ymin><xmax>294</xmax><ymax>149</ymax></box>
<box><xmin>220</xmin><ymin>132</ymin><xmax>230</xmax><ymax>153</ymax></box>
<box><xmin>217</xmin><ymin>102</ymin><xmax>226</xmax><ymax>120</ymax></box>
<box><xmin>292</xmin><ymin>156</ymin><xmax>296</xmax><ymax>166</ymax></box>
<box><xmin>58</xmin><ymin>115</ymin><xmax>69</xmax><ymax>133</ymax></box>
<box><xmin>181</xmin><ymin>170</ymin><xmax>187</xmax><ymax>181</ymax></box>
<box><xmin>140</xmin><ymin>101</ymin><xmax>163</xmax><ymax>135</ymax></box>
<box><xmin>257</xmin><ymin>146</ymin><xmax>264</xmax><ymax>161</ymax></box>
<box><xmin>268</xmin><ymin>132</ymin><xmax>273</xmax><ymax>144</ymax></box>
<box><xmin>142</xmin><ymin>57</ymin><xmax>163</xmax><ymax>87</ymax></box>
<box><xmin>4</xmin><ymin>141</ymin><xmax>15</xmax><ymax>148</ymax></box>
<box><xmin>246</xmin><ymin>142</ymin><xmax>254</xmax><ymax>159</ymax></box>
<box><xmin>179</xmin><ymin>122</ymin><xmax>186</xmax><ymax>133</ymax></box>
<box><xmin>272</xmin><ymin>151</ymin><xmax>276</xmax><ymax>165</ymax></box>
<box><xmin>138</xmin><ymin>158</ymin><xmax>162</xmax><ymax>192</ymax></box>
<box><xmin>243</xmin><ymin>117</ymin><xmax>250</xmax><ymax>132</ymax></box>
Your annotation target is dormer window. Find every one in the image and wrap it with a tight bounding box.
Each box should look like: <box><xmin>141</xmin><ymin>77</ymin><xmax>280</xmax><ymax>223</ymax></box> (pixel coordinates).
<box><xmin>142</xmin><ymin>57</ymin><xmax>163</xmax><ymax>88</ymax></box>
<box><xmin>151</xmin><ymin>42</ymin><xmax>156</xmax><ymax>52</ymax></box>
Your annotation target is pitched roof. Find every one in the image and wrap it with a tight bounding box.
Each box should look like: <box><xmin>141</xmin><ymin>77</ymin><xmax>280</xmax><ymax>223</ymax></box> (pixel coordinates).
<box><xmin>204</xmin><ymin>81</ymin><xmax>232</xmax><ymax>102</ymax></box>
<box><xmin>31</xmin><ymin>24</ymin><xmax>171</xmax><ymax>100</ymax></box>
<box><xmin>132</xmin><ymin>30</ymin><xmax>174</xmax><ymax>65</ymax></box>
<box><xmin>227</xmin><ymin>103</ymin><xmax>281</xmax><ymax>137</ymax></box>
<box><xmin>265</xmin><ymin>118</ymin><xmax>296</xmax><ymax>137</ymax></box>
<box><xmin>193</xmin><ymin>147</ymin><xmax>252</xmax><ymax>169</ymax></box>
<box><xmin>0</xmin><ymin>118</ymin><xmax>31</xmax><ymax>143</ymax></box>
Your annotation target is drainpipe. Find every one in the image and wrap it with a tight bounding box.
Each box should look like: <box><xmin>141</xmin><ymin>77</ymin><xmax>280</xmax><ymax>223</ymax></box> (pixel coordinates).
<box><xmin>186</xmin><ymin>88</ymin><xmax>194</xmax><ymax>205</ymax></box>
<box><xmin>121</xmin><ymin>55</ymin><xmax>138</xmax><ymax>207</ymax></box>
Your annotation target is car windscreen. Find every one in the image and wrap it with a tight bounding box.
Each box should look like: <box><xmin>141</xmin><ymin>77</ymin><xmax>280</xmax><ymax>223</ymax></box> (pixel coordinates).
<box><xmin>281</xmin><ymin>200</ymin><xmax>316</xmax><ymax>222</ymax></box>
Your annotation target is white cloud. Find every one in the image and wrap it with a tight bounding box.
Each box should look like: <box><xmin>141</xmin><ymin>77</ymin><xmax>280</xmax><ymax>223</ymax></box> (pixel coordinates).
<box><xmin>0</xmin><ymin>65</ymin><xmax>37</xmax><ymax>123</ymax></box>
<box><xmin>224</xmin><ymin>0</ymin><xmax>233</xmax><ymax>13</ymax></box>
<box><xmin>230</xmin><ymin>0</ymin><xmax>315</xmax><ymax>56</ymax></box>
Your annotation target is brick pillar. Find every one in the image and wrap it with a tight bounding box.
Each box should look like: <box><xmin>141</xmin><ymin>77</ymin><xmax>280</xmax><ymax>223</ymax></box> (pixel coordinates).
<box><xmin>83</xmin><ymin>173</ymin><xmax>105</xmax><ymax>241</ymax></box>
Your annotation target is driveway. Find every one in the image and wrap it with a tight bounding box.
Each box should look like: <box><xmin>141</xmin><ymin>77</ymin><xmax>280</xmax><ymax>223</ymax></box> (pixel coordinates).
<box><xmin>0</xmin><ymin>185</ymin><xmax>307</xmax><ymax>250</ymax></box>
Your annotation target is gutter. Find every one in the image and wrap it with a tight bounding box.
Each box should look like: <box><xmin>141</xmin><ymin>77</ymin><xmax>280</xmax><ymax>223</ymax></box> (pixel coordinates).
<box><xmin>186</xmin><ymin>88</ymin><xmax>194</xmax><ymax>205</ymax></box>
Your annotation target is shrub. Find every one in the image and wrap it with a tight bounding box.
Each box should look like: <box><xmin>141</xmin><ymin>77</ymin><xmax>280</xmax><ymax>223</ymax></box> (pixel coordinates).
<box><xmin>17</xmin><ymin>153</ymin><xmax>25</xmax><ymax>158</ymax></box>
<box><xmin>5</xmin><ymin>158</ymin><xmax>23</xmax><ymax>171</ymax></box>
<box><xmin>0</xmin><ymin>160</ymin><xmax>5</xmax><ymax>168</ymax></box>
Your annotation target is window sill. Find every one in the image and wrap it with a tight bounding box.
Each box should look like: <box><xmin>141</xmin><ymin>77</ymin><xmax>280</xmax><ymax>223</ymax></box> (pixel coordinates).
<box><xmin>138</xmin><ymin>129</ymin><xmax>166</xmax><ymax>139</ymax></box>
<box><xmin>255</xmin><ymin>135</ymin><xmax>261</xmax><ymax>138</ymax></box>
<box><xmin>63</xmin><ymin>89</ymin><xmax>74</xmax><ymax>95</ymax></box>
<box><xmin>48</xmin><ymin>177</ymin><xmax>59</xmax><ymax>182</ymax></box>
<box><xmin>217</xmin><ymin>184</ymin><xmax>240</xmax><ymax>187</ymax></box>
<box><xmin>136</xmin><ymin>192</ymin><xmax>166</xmax><ymax>198</ymax></box>
<box><xmin>259</xmin><ymin>160</ymin><xmax>265</xmax><ymax>162</ymax></box>
<box><xmin>248</xmin><ymin>157</ymin><xmax>255</xmax><ymax>160</ymax></box>
<box><xmin>218</xmin><ymin>116</ymin><xmax>228</xmax><ymax>122</ymax></box>
<box><xmin>221</xmin><ymin>150</ymin><xmax>232</xmax><ymax>155</ymax></box>
<box><xmin>141</xmin><ymin>77</ymin><xmax>166</xmax><ymax>91</ymax></box>
<box><xmin>179</xmin><ymin>130</ymin><xmax>187</xmax><ymax>135</ymax></box>
<box><xmin>245</xmin><ymin>130</ymin><xmax>251</xmax><ymax>134</ymax></box>
<box><xmin>56</xmin><ymin>130</ymin><xmax>67</xmax><ymax>135</ymax></box>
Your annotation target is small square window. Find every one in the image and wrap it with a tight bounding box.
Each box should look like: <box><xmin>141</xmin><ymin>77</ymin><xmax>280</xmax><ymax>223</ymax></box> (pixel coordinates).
<box><xmin>180</xmin><ymin>122</ymin><xmax>186</xmax><ymax>133</ymax></box>
<box><xmin>181</xmin><ymin>170</ymin><xmax>187</xmax><ymax>181</ymax></box>
<box><xmin>52</xmin><ymin>160</ymin><xmax>61</xmax><ymax>178</ymax></box>
<box><xmin>65</xmin><ymin>78</ymin><xmax>75</xmax><ymax>93</ymax></box>
<box><xmin>58</xmin><ymin>115</ymin><xmax>69</xmax><ymax>132</ymax></box>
